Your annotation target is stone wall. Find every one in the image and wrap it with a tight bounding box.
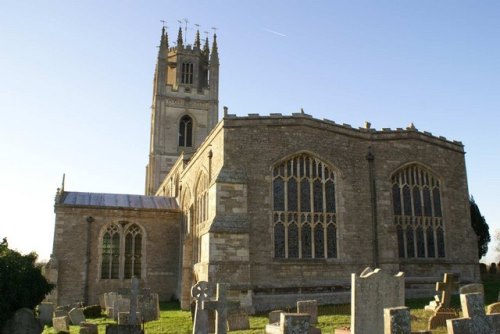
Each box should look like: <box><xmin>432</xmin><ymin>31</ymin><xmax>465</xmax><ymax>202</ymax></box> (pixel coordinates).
<box><xmin>53</xmin><ymin>205</ymin><xmax>180</xmax><ymax>305</ymax></box>
<box><xmin>206</xmin><ymin>114</ymin><xmax>478</xmax><ymax>310</ymax></box>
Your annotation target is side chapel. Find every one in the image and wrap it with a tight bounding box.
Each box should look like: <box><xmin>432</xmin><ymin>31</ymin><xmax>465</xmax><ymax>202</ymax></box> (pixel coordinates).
<box><xmin>47</xmin><ymin>26</ymin><xmax>480</xmax><ymax>312</ymax></box>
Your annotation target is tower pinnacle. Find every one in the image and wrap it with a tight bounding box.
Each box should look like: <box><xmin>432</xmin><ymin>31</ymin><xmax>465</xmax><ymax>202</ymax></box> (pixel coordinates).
<box><xmin>177</xmin><ymin>27</ymin><xmax>183</xmax><ymax>48</ymax></box>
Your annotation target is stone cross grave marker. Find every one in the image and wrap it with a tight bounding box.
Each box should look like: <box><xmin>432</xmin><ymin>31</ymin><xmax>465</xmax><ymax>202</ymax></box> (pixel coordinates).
<box><xmin>435</xmin><ymin>273</ymin><xmax>459</xmax><ymax>311</ymax></box>
<box><xmin>192</xmin><ymin>280</ymin><xmax>211</xmax><ymax>334</ymax></box>
<box><xmin>351</xmin><ymin>267</ymin><xmax>405</xmax><ymax>334</ymax></box>
<box><xmin>447</xmin><ymin>293</ymin><xmax>500</xmax><ymax>334</ymax></box>
<box><xmin>202</xmin><ymin>283</ymin><xmax>240</xmax><ymax>334</ymax></box>
<box><xmin>129</xmin><ymin>277</ymin><xmax>140</xmax><ymax>325</ymax></box>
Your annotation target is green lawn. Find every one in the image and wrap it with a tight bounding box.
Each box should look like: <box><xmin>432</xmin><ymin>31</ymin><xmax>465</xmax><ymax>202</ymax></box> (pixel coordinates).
<box><xmin>42</xmin><ymin>276</ymin><xmax>500</xmax><ymax>334</ymax></box>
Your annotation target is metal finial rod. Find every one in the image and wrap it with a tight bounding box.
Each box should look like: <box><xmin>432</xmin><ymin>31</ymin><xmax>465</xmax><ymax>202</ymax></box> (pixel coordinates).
<box><xmin>211</xmin><ymin>26</ymin><xmax>217</xmax><ymax>34</ymax></box>
<box><xmin>160</xmin><ymin>19</ymin><xmax>166</xmax><ymax>28</ymax></box>
<box><xmin>183</xmin><ymin>18</ymin><xmax>189</xmax><ymax>44</ymax></box>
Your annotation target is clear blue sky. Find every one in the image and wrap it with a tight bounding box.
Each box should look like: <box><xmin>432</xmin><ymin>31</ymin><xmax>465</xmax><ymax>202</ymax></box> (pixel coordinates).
<box><xmin>1</xmin><ymin>1</ymin><xmax>499</xmax><ymax>262</ymax></box>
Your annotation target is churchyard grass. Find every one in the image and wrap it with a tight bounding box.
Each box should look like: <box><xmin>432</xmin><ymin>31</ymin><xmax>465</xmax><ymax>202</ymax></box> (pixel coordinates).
<box><xmin>41</xmin><ymin>277</ymin><xmax>499</xmax><ymax>334</ymax></box>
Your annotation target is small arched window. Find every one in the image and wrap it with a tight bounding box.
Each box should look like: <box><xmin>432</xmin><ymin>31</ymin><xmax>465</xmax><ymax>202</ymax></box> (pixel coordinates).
<box><xmin>179</xmin><ymin>115</ymin><xmax>193</xmax><ymax>147</ymax></box>
<box><xmin>392</xmin><ymin>164</ymin><xmax>445</xmax><ymax>259</ymax></box>
<box><xmin>101</xmin><ymin>224</ymin><xmax>120</xmax><ymax>279</ymax></box>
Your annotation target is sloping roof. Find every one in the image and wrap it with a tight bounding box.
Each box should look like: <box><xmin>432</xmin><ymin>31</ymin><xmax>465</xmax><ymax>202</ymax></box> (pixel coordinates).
<box><xmin>57</xmin><ymin>191</ymin><xmax>179</xmax><ymax>211</ymax></box>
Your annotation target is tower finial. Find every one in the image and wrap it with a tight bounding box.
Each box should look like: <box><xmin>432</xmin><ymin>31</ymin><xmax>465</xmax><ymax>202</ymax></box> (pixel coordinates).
<box><xmin>177</xmin><ymin>26</ymin><xmax>183</xmax><ymax>48</ymax></box>
<box><xmin>194</xmin><ymin>26</ymin><xmax>201</xmax><ymax>49</ymax></box>
<box><xmin>159</xmin><ymin>21</ymin><xmax>168</xmax><ymax>53</ymax></box>
<box><xmin>210</xmin><ymin>31</ymin><xmax>219</xmax><ymax>63</ymax></box>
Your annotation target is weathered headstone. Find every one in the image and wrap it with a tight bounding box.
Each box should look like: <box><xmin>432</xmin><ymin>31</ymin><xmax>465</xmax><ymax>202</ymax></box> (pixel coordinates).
<box><xmin>105</xmin><ymin>292</ymin><xmax>119</xmax><ymax>310</ymax></box>
<box><xmin>38</xmin><ymin>302</ymin><xmax>54</xmax><ymax>326</ymax></box>
<box><xmin>1</xmin><ymin>308</ymin><xmax>43</xmax><ymax>334</ymax></box>
<box><xmin>269</xmin><ymin>310</ymin><xmax>282</xmax><ymax>324</ymax></box>
<box><xmin>424</xmin><ymin>273</ymin><xmax>459</xmax><ymax>312</ymax></box>
<box><xmin>54</xmin><ymin>308</ymin><xmax>68</xmax><ymax>318</ymax></box>
<box><xmin>459</xmin><ymin>283</ymin><xmax>484</xmax><ymax>295</ymax></box>
<box><xmin>138</xmin><ymin>292</ymin><xmax>160</xmax><ymax>322</ymax></box>
<box><xmin>68</xmin><ymin>307</ymin><xmax>86</xmax><ymax>325</ymax></box>
<box><xmin>118</xmin><ymin>312</ymin><xmax>141</xmax><ymax>325</ymax></box>
<box><xmin>427</xmin><ymin>308</ymin><xmax>459</xmax><ymax>329</ymax></box>
<box><xmin>192</xmin><ymin>280</ymin><xmax>211</xmax><ymax>334</ymax></box>
<box><xmin>351</xmin><ymin>267</ymin><xmax>405</xmax><ymax>334</ymax></box>
<box><xmin>297</xmin><ymin>300</ymin><xmax>318</xmax><ymax>324</ymax></box>
<box><xmin>105</xmin><ymin>278</ymin><xmax>144</xmax><ymax>334</ymax></box>
<box><xmin>129</xmin><ymin>277</ymin><xmax>139</xmax><ymax>325</ymax></box>
<box><xmin>227</xmin><ymin>311</ymin><xmax>250</xmax><ymax>331</ymax></box>
<box><xmin>52</xmin><ymin>315</ymin><xmax>70</xmax><ymax>333</ymax></box>
<box><xmin>384</xmin><ymin>307</ymin><xmax>410</xmax><ymax>334</ymax></box>
<box><xmin>113</xmin><ymin>298</ymin><xmax>131</xmax><ymax>321</ymax></box>
<box><xmin>279</xmin><ymin>313</ymin><xmax>310</xmax><ymax>334</ymax></box>
<box><xmin>80</xmin><ymin>322</ymin><xmax>98</xmax><ymax>334</ymax></box>
<box><xmin>202</xmin><ymin>283</ymin><xmax>240</xmax><ymax>334</ymax></box>
<box><xmin>446</xmin><ymin>293</ymin><xmax>500</xmax><ymax>334</ymax></box>
<box><xmin>487</xmin><ymin>302</ymin><xmax>500</xmax><ymax>315</ymax></box>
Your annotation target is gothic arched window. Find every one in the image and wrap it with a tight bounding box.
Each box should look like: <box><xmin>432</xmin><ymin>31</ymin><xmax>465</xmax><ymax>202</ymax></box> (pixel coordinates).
<box><xmin>181</xmin><ymin>62</ymin><xmax>194</xmax><ymax>84</ymax></box>
<box><xmin>392</xmin><ymin>164</ymin><xmax>445</xmax><ymax>259</ymax></box>
<box><xmin>179</xmin><ymin>115</ymin><xmax>193</xmax><ymax>147</ymax></box>
<box><xmin>100</xmin><ymin>222</ymin><xmax>144</xmax><ymax>279</ymax></box>
<box><xmin>272</xmin><ymin>153</ymin><xmax>337</xmax><ymax>259</ymax></box>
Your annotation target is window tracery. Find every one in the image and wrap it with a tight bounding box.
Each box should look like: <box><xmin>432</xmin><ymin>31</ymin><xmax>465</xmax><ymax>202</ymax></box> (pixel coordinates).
<box><xmin>100</xmin><ymin>222</ymin><xmax>144</xmax><ymax>279</ymax></box>
<box><xmin>392</xmin><ymin>164</ymin><xmax>445</xmax><ymax>259</ymax></box>
<box><xmin>272</xmin><ymin>154</ymin><xmax>337</xmax><ymax>259</ymax></box>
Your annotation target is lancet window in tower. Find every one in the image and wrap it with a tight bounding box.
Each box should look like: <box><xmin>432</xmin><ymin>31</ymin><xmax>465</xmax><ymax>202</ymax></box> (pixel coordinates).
<box><xmin>100</xmin><ymin>222</ymin><xmax>144</xmax><ymax>279</ymax></box>
<box><xmin>179</xmin><ymin>115</ymin><xmax>193</xmax><ymax>147</ymax></box>
<box><xmin>181</xmin><ymin>62</ymin><xmax>194</xmax><ymax>84</ymax></box>
<box><xmin>272</xmin><ymin>154</ymin><xmax>337</xmax><ymax>259</ymax></box>
<box><xmin>392</xmin><ymin>164</ymin><xmax>445</xmax><ymax>259</ymax></box>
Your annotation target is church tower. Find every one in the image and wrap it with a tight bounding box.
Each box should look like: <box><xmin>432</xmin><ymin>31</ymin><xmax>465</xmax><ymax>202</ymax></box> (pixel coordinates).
<box><xmin>145</xmin><ymin>26</ymin><xmax>219</xmax><ymax>195</ymax></box>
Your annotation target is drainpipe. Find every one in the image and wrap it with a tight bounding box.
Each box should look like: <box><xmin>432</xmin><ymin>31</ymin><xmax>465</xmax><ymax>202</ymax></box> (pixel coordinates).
<box><xmin>84</xmin><ymin>216</ymin><xmax>94</xmax><ymax>305</ymax></box>
<box><xmin>366</xmin><ymin>147</ymin><xmax>379</xmax><ymax>268</ymax></box>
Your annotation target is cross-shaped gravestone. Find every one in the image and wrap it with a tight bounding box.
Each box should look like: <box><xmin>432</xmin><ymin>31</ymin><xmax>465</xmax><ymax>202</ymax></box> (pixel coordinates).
<box><xmin>129</xmin><ymin>277</ymin><xmax>140</xmax><ymax>325</ymax></box>
<box><xmin>202</xmin><ymin>283</ymin><xmax>240</xmax><ymax>334</ymax></box>
<box><xmin>447</xmin><ymin>293</ymin><xmax>500</xmax><ymax>334</ymax></box>
<box><xmin>192</xmin><ymin>281</ymin><xmax>211</xmax><ymax>334</ymax></box>
<box><xmin>435</xmin><ymin>273</ymin><xmax>459</xmax><ymax>311</ymax></box>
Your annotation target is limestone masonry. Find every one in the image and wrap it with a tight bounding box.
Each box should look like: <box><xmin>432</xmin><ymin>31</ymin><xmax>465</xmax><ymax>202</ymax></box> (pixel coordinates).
<box><xmin>46</xmin><ymin>26</ymin><xmax>480</xmax><ymax>312</ymax></box>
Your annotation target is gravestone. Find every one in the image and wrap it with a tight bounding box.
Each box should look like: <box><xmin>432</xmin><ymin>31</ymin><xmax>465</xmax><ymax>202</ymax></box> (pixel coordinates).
<box><xmin>202</xmin><ymin>283</ymin><xmax>240</xmax><ymax>334</ymax></box>
<box><xmin>129</xmin><ymin>277</ymin><xmax>139</xmax><ymax>325</ymax></box>
<box><xmin>68</xmin><ymin>307</ymin><xmax>86</xmax><ymax>325</ymax></box>
<box><xmin>297</xmin><ymin>300</ymin><xmax>318</xmax><ymax>324</ymax></box>
<box><xmin>427</xmin><ymin>273</ymin><xmax>460</xmax><ymax>330</ymax></box>
<box><xmin>54</xmin><ymin>308</ymin><xmax>68</xmax><ymax>318</ymax></box>
<box><xmin>1</xmin><ymin>308</ymin><xmax>43</xmax><ymax>334</ymax></box>
<box><xmin>425</xmin><ymin>273</ymin><xmax>459</xmax><ymax>312</ymax></box>
<box><xmin>227</xmin><ymin>311</ymin><xmax>250</xmax><ymax>331</ymax></box>
<box><xmin>113</xmin><ymin>298</ymin><xmax>131</xmax><ymax>321</ymax></box>
<box><xmin>52</xmin><ymin>316</ymin><xmax>70</xmax><ymax>333</ymax></box>
<box><xmin>459</xmin><ymin>283</ymin><xmax>484</xmax><ymax>305</ymax></box>
<box><xmin>80</xmin><ymin>322</ymin><xmax>98</xmax><ymax>334</ymax></box>
<box><xmin>105</xmin><ymin>292</ymin><xmax>119</xmax><ymax>310</ymax></box>
<box><xmin>446</xmin><ymin>293</ymin><xmax>500</xmax><ymax>334</ymax></box>
<box><xmin>38</xmin><ymin>302</ymin><xmax>54</xmax><ymax>326</ymax></box>
<box><xmin>118</xmin><ymin>312</ymin><xmax>141</xmax><ymax>325</ymax></box>
<box><xmin>105</xmin><ymin>277</ymin><xmax>143</xmax><ymax>334</ymax></box>
<box><xmin>269</xmin><ymin>310</ymin><xmax>283</xmax><ymax>324</ymax></box>
<box><xmin>192</xmin><ymin>280</ymin><xmax>211</xmax><ymax>334</ymax></box>
<box><xmin>487</xmin><ymin>302</ymin><xmax>500</xmax><ymax>315</ymax></box>
<box><xmin>138</xmin><ymin>292</ymin><xmax>160</xmax><ymax>322</ymax></box>
<box><xmin>384</xmin><ymin>307</ymin><xmax>411</xmax><ymax>334</ymax></box>
<box><xmin>351</xmin><ymin>267</ymin><xmax>405</xmax><ymax>334</ymax></box>
<box><xmin>265</xmin><ymin>313</ymin><xmax>311</xmax><ymax>334</ymax></box>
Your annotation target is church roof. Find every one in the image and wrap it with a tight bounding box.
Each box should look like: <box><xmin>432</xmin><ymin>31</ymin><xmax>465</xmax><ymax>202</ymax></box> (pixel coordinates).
<box><xmin>57</xmin><ymin>191</ymin><xmax>179</xmax><ymax>211</ymax></box>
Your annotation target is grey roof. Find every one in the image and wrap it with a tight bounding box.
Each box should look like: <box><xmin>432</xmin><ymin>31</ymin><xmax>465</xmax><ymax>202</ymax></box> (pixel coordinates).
<box><xmin>58</xmin><ymin>191</ymin><xmax>179</xmax><ymax>211</ymax></box>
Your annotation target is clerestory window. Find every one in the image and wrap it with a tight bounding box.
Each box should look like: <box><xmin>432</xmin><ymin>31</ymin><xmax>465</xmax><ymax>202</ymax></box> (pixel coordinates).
<box><xmin>272</xmin><ymin>153</ymin><xmax>337</xmax><ymax>259</ymax></box>
<box><xmin>392</xmin><ymin>164</ymin><xmax>445</xmax><ymax>259</ymax></box>
<box><xmin>100</xmin><ymin>222</ymin><xmax>144</xmax><ymax>279</ymax></box>
<box><xmin>181</xmin><ymin>62</ymin><xmax>194</xmax><ymax>84</ymax></box>
<box><xmin>179</xmin><ymin>115</ymin><xmax>193</xmax><ymax>147</ymax></box>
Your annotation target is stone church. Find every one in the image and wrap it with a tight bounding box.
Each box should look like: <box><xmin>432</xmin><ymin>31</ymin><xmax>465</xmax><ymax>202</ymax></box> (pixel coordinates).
<box><xmin>47</xmin><ymin>27</ymin><xmax>480</xmax><ymax>312</ymax></box>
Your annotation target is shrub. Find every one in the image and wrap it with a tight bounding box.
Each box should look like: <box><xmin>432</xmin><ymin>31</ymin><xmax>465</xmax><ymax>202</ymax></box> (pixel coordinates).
<box><xmin>83</xmin><ymin>305</ymin><xmax>102</xmax><ymax>318</ymax></box>
<box><xmin>489</xmin><ymin>263</ymin><xmax>497</xmax><ymax>275</ymax></box>
<box><xmin>480</xmin><ymin>263</ymin><xmax>488</xmax><ymax>274</ymax></box>
<box><xmin>0</xmin><ymin>238</ymin><xmax>54</xmax><ymax>329</ymax></box>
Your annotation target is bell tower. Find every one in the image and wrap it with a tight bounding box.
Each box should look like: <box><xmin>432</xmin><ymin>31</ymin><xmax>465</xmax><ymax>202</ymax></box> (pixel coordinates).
<box><xmin>145</xmin><ymin>26</ymin><xmax>219</xmax><ymax>195</ymax></box>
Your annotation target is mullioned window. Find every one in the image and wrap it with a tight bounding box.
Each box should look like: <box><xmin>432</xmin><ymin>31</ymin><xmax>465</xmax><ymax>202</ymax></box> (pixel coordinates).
<box><xmin>272</xmin><ymin>153</ymin><xmax>337</xmax><ymax>259</ymax></box>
